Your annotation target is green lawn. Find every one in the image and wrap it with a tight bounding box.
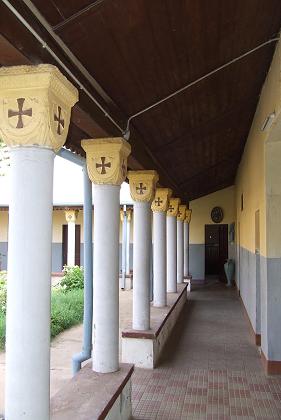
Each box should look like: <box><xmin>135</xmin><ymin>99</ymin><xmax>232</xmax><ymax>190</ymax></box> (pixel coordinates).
<box><xmin>0</xmin><ymin>288</ymin><xmax>84</xmax><ymax>351</ymax></box>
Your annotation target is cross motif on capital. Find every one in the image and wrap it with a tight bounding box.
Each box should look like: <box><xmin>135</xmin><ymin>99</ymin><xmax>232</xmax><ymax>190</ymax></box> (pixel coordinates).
<box><xmin>136</xmin><ymin>182</ymin><xmax>147</xmax><ymax>195</ymax></box>
<box><xmin>8</xmin><ymin>98</ymin><xmax>32</xmax><ymax>129</ymax></box>
<box><xmin>54</xmin><ymin>106</ymin><xmax>65</xmax><ymax>135</ymax></box>
<box><xmin>96</xmin><ymin>156</ymin><xmax>111</xmax><ymax>174</ymax></box>
<box><xmin>168</xmin><ymin>205</ymin><xmax>174</xmax><ymax>212</ymax></box>
<box><xmin>155</xmin><ymin>197</ymin><xmax>163</xmax><ymax>206</ymax></box>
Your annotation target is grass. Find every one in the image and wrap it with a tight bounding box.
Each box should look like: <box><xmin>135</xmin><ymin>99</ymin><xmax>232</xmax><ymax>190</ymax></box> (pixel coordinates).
<box><xmin>0</xmin><ymin>288</ymin><xmax>84</xmax><ymax>351</ymax></box>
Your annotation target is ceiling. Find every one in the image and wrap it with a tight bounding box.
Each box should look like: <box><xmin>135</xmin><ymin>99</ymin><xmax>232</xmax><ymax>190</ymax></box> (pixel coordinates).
<box><xmin>1</xmin><ymin>0</ymin><xmax>281</xmax><ymax>200</ymax></box>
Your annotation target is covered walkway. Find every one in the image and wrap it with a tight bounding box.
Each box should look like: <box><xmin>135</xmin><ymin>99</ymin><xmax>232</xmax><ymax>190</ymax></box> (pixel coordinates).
<box><xmin>132</xmin><ymin>281</ymin><xmax>281</xmax><ymax>419</ymax></box>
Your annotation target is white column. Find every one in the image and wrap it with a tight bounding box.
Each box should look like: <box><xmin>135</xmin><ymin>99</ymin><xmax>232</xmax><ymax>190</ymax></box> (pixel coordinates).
<box><xmin>153</xmin><ymin>212</ymin><xmax>167</xmax><ymax>306</ymax></box>
<box><xmin>177</xmin><ymin>219</ymin><xmax>184</xmax><ymax>284</ymax></box>
<box><xmin>93</xmin><ymin>184</ymin><xmax>120</xmax><ymax>372</ymax></box>
<box><xmin>65</xmin><ymin>210</ymin><xmax>78</xmax><ymax>266</ymax></box>
<box><xmin>121</xmin><ymin>206</ymin><xmax>127</xmax><ymax>289</ymax></box>
<box><xmin>167</xmin><ymin>216</ymin><xmax>177</xmax><ymax>293</ymax></box>
<box><xmin>5</xmin><ymin>147</ymin><xmax>54</xmax><ymax>420</ymax></box>
<box><xmin>82</xmin><ymin>137</ymin><xmax>131</xmax><ymax>373</ymax></box>
<box><xmin>0</xmin><ymin>64</ymin><xmax>78</xmax><ymax>420</ymax></box>
<box><xmin>184</xmin><ymin>221</ymin><xmax>189</xmax><ymax>277</ymax></box>
<box><xmin>126</xmin><ymin>209</ymin><xmax>132</xmax><ymax>276</ymax></box>
<box><xmin>133</xmin><ymin>201</ymin><xmax>152</xmax><ymax>329</ymax></box>
<box><xmin>166</xmin><ymin>198</ymin><xmax>181</xmax><ymax>293</ymax></box>
<box><xmin>128</xmin><ymin>170</ymin><xmax>158</xmax><ymax>330</ymax></box>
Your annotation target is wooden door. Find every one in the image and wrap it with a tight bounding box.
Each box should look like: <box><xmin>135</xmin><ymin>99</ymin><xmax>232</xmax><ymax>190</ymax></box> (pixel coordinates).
<box><xmin>205</xmin><ymin>224</ymin><xmax>228</xmax><ymax>281</ymax></box>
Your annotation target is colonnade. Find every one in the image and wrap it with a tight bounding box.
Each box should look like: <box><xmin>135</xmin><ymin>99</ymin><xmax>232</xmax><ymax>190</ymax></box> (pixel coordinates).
<box><xmin>0</xmin><ymin>64</ymin><xmax>192</xmax><ymax>419</ymax></box>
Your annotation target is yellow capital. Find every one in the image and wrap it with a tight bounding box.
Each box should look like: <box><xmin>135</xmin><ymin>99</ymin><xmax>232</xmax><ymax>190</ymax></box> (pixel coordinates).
<box><xmin>82</xmin><ymin>138</ymin><xmax>131</xmax><ymax>185</ymax></box>
<box><xmin>127</xmin><ymin>208</ymin><xmax>133</xmax><ymax>222</ymax></box>
<box><xmin>128</xmin><ymin>170</ymin><xmax>159</xmax><ymax>203</ymax></box>
<box><xmin>65</xmin><ymin>210</ymin><xmax>78</xmax><ymax>223</ymax></box>
<box><xmin>184</xmin><ymin>209</ymin><xmax>192</xmax><ymax>224</ymax></box>
<box><xmin>151</xmin><ymin>188</ymin><xmax>172</xmax><ymax>212</ymax></box>
<box><xmin>167</xmin><ymin>198</ymin><xmax>181</xmax><ymax>217</ymax></box>
<box><xmin>177</xmin><ymin>205</ymin><xmax>187</xmax><ymax>221</ymax></box>
<box><xmin>0</xmin><ymin>64</ymin><xmax>78</xmax><ymax>151</ymax></box>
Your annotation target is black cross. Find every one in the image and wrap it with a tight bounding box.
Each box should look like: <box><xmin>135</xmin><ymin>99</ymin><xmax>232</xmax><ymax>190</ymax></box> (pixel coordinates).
<box><xmin>8</xmin><ymin>98</ymin><xmax>32</xmax><ymax>129</ymax></box>
<box><xmin>168</xmin><ymin>205</ymin><xmax>174</xmax><ymax>212</ymax></box>
<box><xmin>54</xmin><ymin>106</ymin><xmax>65</xmax><ymax>135</ymax></box>
<box><xmin>178</xmin><ymin>211</ymin><xmax>182</xmax><ymax>217</ymax></box>
<box><xmin>96</xmin><ymin>157</ymin><xmax>111</xmax><ymax>174</ymax></box>
<box><xmin>136</xmin><ymin>182</ymin><xmax>147</xmax><ymax>195</ymax></box>
<box><xmin>155</xmin><ymin>197</ymin><xmax>163</xmax><ymax>206</ymax></box>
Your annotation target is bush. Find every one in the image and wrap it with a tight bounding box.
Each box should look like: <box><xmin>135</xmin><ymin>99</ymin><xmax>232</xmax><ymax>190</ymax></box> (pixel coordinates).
<box><xmin>60</xmin><ymin>265</ymin><xmax>84</xmax><ymax>292</ymax></box>
<box><xmin>0</xmin><ymin>271</ymin><xmax>7</xmax><ymax>314</ymax></box>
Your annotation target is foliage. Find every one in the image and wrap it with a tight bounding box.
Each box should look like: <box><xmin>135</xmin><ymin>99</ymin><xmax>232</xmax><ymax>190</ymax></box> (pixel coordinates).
<box><xmin>60</xmin><ymin>265</ymin><xmax>84</xmax><ymax>292</ymax></box>
<box><xmin>0</xmin><ymin>286</ymin><xmax>84</xmax><ymax>351</ymax></box>
<box><xmin>0</xmin><ymin>272</ymin><xmax>7</xmax><ymax>314</ymax></box>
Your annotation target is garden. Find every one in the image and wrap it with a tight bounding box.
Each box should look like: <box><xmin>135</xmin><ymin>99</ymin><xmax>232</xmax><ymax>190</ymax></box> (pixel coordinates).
<box><xmin>0</xmin><ymin>266</ymin><xmax>84</xmax><ymax>351</ymax></box>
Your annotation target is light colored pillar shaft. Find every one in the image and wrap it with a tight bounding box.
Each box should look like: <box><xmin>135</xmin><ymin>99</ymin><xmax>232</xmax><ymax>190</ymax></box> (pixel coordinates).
<box><xmin>126</xmin><ymin>216</ymin><xmax>131</xmax><ymax>275</ymax></box>
<box><xmin>92</xmin><ymin>185</ymin><xmax>120</xmax><ymax>372</ymax></box>
<box><xmin>67</xmin><ymin>219</ymin><xmax>76</xmax><ymax>266</ymax></box>
<box><xmin>153</xmin><ymin>211</ymin><xmax>167</xmax><ymax>307</ymax></box>
<box><xmin>5</xmin><ymin>147</ymin><xmax>54</xmax><ymax>420</ymax></box>
<box><xmin>177</xmin><ymin>219</ymin><xmax>184</xmax><ymax>283</ymax></box>
<box><xmin>184</xmin><ymin>222</ymin><xmax>189</xmax><ymax>277</ymax></box>
<box><xmin>133</xmin><ymin>202</ymin><xmax>151</xmax><ymax>330</ymax></box>
<box><xmin>167</xmin><ymin>216</ymin><xmax>177</xmax><ymax>292</ymax></box>
<box><xmin>121</xmin><ymin>206</ymin><xmax>127</xmax><ymax>289</ymax></box>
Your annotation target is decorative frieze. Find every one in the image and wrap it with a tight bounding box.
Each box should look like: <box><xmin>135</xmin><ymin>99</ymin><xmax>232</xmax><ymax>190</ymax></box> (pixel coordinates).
<box><xmin>82</xmin><ymin>138</ymin><xmax>131</xmax><ymax>185</ymax></box>
<box><xmin>128</xmin><ymin>170</ymin><xmax>159</xmax><ymax>202</ymax></box>
<box><xmin>151</xmin><ymin>188</ymin><xmax>173</xmax><ymax>212</ymax></box>
<box><xmin>0</xmin><ymin>64</ymin><xmax>78</xmax><ymax>151</ymax></box>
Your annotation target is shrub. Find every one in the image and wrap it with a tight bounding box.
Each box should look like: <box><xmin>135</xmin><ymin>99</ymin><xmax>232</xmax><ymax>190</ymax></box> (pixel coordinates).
<box><xmin>0</xmin><ymin>271</ymin><xmax>7</xmax><ymax>314</ymax></box>
<box><xmin>60</xmin><ymin>265</ymin><xmax>84</xmax><ymax>292</ymax></box>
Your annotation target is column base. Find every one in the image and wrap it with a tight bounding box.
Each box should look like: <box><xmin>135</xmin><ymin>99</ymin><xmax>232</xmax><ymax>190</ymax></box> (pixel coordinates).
<box><xmin>51</xmin><ymin>363</ymin><xmax>134</xmax><ymax>419</ymax></box>
<box><xmin>122</xmin><ymin>284</ymin><xmax>188</xmax><ymax>368</ymax></box>
<box><xmin>261</xmin><ymin>351</ymin><xmax>281</xmax><ymax>375</ymax></box>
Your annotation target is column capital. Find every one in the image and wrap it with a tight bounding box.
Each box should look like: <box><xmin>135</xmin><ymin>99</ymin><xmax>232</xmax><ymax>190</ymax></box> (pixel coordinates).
<box><xmin>0</xmin><ymin>64</ymin><xmax>78</xmax><ymax>152</ymax></box>
<box><xmin>184</xmin><ymin>209</ymin><xmax>192</xmax><ymax>224</ymax></box>
<box><xmin>151</xmin><ymin>188</ymin><xmax>172</xmax><ymax>212</ymax></box>
<box><xmin>82</xmin><ymin>137</ymin><xmax>131</xmax><ymax>185</ymax></box>
<box><xmin>177</xmin><ymin>205</ymin><xmax>187</xmax><ymax>221</ymax></box>
<box><xmin>65</xmin><ymin>209</ymin><xmax>79</xmax><ymax>223</ymax></box>
<box><xmin>128</xmin><ymin>170</ymin><xmax>159</xmax><ymax>202</ymax></box>
<box><xmin>127</xmin><ymin>208</ymin><xmax>133</xmax><ymax>222</ymax></box>
<box><xmin>167</xmin><ymin>198</ymin><xmax>181</xmax><ymax>217</ymax></box>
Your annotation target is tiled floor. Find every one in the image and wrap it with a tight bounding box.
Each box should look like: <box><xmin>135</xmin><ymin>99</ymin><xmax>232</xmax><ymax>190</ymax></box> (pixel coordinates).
<box><xmin>132</xmin><ymin>280</ymin><xmax>281</xmax><ymax>419</ymax></box>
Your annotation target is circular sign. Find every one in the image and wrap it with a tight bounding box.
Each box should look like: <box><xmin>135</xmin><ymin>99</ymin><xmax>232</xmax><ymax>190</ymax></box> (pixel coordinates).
<box><xmin>211</xmin><ymin>206</ymin><xmax>224</xmax><ymax>223</ymax></box>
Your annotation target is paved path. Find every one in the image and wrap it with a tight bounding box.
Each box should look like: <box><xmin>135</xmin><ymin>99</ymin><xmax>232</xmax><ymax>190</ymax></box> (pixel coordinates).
<box><xmin>132</xmin><ymin>280</ymin><xmax>281</xmax><ymax>419</ymax></box>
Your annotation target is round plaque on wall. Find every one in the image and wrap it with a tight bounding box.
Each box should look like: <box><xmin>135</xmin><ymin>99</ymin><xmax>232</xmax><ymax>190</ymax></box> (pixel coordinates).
<box><xmin>211</xmin><ymin>206</ymin><xmax>224</xmax><ymax>223</ymax></box>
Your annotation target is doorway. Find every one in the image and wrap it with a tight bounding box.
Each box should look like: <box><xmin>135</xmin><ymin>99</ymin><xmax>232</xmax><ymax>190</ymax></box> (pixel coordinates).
<box><xmin>205</xmin><ymin>224</ymin><xmax>228</xmax><ymax>281</ymax></box>
<box><xmin>62</xmin><ymin>224</ymin><xmax>81</xmax><ymax>268</ymax></box>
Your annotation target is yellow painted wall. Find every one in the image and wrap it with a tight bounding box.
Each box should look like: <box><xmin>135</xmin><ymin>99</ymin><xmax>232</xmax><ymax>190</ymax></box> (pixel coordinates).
<box><xmin>189</xmin><ymin>186</ymin><xmax>236</xmax><ymax>244</ymax></box>
<box><xmin>0</xmin><ymin>211</ymin><xmax>8</xmax><ymax>241</ymax></box>
<box><xmin>235</xmin><ymin>41</ymin><xmax>281</xmax><ymax>257</ymax></box>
